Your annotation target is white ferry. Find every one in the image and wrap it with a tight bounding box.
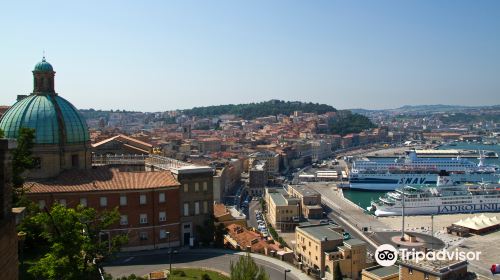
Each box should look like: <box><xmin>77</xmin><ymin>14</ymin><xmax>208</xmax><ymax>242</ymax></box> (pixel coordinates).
<box><xmin>368</xmin><ymin>172</ymin><xmax>500</xmax><ymax>217</ymax></box>
<box><xmin>349</xmin><ymin>150</ymin><xmax>499</xmax><ymax>190</ymax></box>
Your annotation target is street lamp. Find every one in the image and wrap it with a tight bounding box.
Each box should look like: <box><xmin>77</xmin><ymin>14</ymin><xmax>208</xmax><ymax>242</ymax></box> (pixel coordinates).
<box><xmin>17</xmin><ymin>231</ymin><xmax>27</xmax><ymax>280</ymax></box>
<box><xmin>166</xmin><ymin>231</ymin><xmax>172</xmax><ymax>274</ymax></box>
<box><xmin>284</xmin><ymin>269</ymin><xmax>291</xmax><ymax>280</ymax></box>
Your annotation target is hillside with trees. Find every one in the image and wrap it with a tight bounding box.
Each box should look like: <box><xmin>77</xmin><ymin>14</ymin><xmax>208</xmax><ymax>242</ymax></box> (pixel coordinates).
<box><xmin>182</xmin><ymin>100</ymin><xmax>336</xmax><ymax>119</ymax></box>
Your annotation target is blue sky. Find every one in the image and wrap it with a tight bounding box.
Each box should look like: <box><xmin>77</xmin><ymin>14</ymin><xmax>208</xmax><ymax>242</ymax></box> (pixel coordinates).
<box><xmin>1</xmin><ymin>1</ymin><xmax>499</xmax><ymax>111</ymax></box>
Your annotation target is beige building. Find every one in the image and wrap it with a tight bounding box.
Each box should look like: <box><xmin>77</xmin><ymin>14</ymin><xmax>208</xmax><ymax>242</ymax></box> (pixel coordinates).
<box><xmin>361</xmin><ymin>266</ymin><xmax>399</xmax><ymax>280</ymax></box>
<box><xmin>265</xmin><ymin>188</ymin><xmax>300</xmax><ymax>232</ymax></box>
<box><xmin>399</xmin><ymin>259</ymin><xmax>469</xmax><ymax>280</ymax></box>
<box><xmin>248</xmin><ymin>151</ymin><xmax>280</xmax><ymax>174</ymax></box>
<box><xmin>295</xmin><ymin>224</ymin><xmax>368</xmax><ymax>279</ymax></box>
<box><xmin>324</xmin><ymin>238</ymin><xmax>368</xmax><ymax>280</ymax></box>
<box><xmin>287</xmin><ymin>185</ymin><xmax>323</xmax><ymax>219</ymax></box>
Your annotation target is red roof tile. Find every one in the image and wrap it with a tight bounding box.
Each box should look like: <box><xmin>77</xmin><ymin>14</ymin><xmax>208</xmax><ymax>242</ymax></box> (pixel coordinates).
<box><xmin>25</xmin><ymin>168</ymin><xmax>179</xmax><ymax>194</ymax></box>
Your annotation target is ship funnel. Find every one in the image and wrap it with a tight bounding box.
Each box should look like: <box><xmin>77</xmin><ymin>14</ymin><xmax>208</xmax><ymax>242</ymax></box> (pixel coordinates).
<box><xmin>436</xmin><ymin>170</ymin><xmax>453</xmax><ymax>187</ymax></box>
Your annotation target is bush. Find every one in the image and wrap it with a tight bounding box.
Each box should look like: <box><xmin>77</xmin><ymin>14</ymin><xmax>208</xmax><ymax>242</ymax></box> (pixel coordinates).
<box><xmin>172</xmin><ymin>270</ymin><xmax>186</xmax><ymax>277</ymax></box>
<box><xmin>201</xmin><ymin>273</ymin><xmax>212</xmax><ymax>280</ymax></box>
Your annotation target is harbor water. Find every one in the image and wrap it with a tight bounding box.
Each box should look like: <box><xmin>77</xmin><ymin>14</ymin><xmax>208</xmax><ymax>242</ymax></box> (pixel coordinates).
<box><xmin>343</xmin><ymin>142</ymin><xmax>500</xmax><ymax>210</ymax></box>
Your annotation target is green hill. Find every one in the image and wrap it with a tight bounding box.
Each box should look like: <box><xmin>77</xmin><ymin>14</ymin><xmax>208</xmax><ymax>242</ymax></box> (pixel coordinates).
<box><xmin>182</xmin><ymin>100</ymin><xmax>336</xmax><ymax>119</ymax></box>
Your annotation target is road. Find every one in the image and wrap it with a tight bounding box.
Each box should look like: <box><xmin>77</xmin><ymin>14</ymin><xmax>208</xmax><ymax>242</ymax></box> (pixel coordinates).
<box><xmin>307</xmin><ymin>183</ymin><xmax>381</xmax><ymax>252</ymax></box>
<box><xmin>104</xmin><ymin>249</ymin><xmax>310</xmax><ymax>280</ymax></box>
<box><xmin>248</xmin><ymin>200</ymin><xmax>261</xmax><ymax>229</ymax></box>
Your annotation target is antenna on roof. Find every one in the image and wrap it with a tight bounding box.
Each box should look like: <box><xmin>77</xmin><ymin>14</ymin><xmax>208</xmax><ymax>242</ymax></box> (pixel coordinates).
<box><xmin>43</xmin><ymin>49</ymin><xmax>46</xmax><ymax>59</ymax></box>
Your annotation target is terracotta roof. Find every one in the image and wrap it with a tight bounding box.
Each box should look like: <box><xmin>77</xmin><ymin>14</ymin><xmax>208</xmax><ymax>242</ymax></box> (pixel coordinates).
<box><xmin>25</xmin><ymin>168</ymin><xmax>179</xmax><ymax>194</ymax></box>
<box><xmin>214</xmin><ymin>203</ymin><xmax>229</xmax><ymax>217</ymax></box>
<box><xmin>225</xmin><ymin>224</ymin><xmax>280</xmax><ymax>253</ymax></box>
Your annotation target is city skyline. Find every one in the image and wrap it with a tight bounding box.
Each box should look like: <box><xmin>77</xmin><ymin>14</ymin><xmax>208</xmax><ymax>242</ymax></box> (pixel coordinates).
<box><xmin>1</xmin><ymin>0</ymin><xmax>499</xmax><ymax>112</ymax></box>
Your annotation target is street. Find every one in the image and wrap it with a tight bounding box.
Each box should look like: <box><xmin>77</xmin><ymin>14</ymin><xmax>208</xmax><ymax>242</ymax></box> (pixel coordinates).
<box><xmin>104</xmin><ymin>248</ymin><xmax>310</xmax><ymax>280</ymax></box>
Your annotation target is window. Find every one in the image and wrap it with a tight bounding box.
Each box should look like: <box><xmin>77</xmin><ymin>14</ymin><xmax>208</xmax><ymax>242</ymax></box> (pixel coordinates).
<box><xmin>159</xmin><ymin>192</ymin><xmax>165</xmax><ymax>203</ymax></box>
<box><xmin>140</xmin><ymin>194</ymin><xmax>147</xmax><ymax>205</ymax></box>
<box><xmin>183</xmin><ymin>184</ymin><xmax>189</xmax><ymax>192</ymax></box>
<box><xmin>38</xmin><ymin>200</ymin><xmax>46</xmax><ymax>209</ymax></box>
<box><xmin>139</xmin><ymin>232</ymin><xmax>148</xmax><ymax>241</ymax></box>
<box><xmin>203</xmin><ymin>182</ymin><xmax>208</xmax><ymax>191</ymax></box>
<box><xmin>100</xmin><ymin>197</ymin><xmax>107</xmax><ymax>207</ymax></box>
<box><xmin>195</xmin><ymin>183</ymin><xmax>199</xmax><ymax>192</ymax></box>
<box><xmin>159</xmin><ymin>211</ymin><xmax>166</xmax><ymax>222</ymax></box>
<box><xmin>160</xmin><ymin>229</ymin><xmax>167</xmax><ymax>239</ymax></box>
<box><xmin>194</xmin><ymin>202</ymin><xmax>200</xmax><ymax>215</ymax></box>
<box><xmin>120</xmin><ymin>195</ymin><xmax>127</xmax><ymax>206</ymax></box>
<box><xmin>184</xmin><ymin>203</ymin><xmax>189</xmax><ymax>216</ymax></box>
<box><xmin>59</xmin><ymin>199</ymin><xmax>66</xmax><ymax>206</ymax></box>
<box><xmin>80</xmin><ymin>198</ymin><xmax>87</xmax><ymax>207</ymax></box>
<box><xmin>203</xmin><ymin>201</ymin><xmax>208</xmax><ymax>214</ymax></box>
<box><xmin>140</xmin><ymin>214</ymin><xmax>148</xmax><ymax>224</ymax></box>
<box><xmin>120</xmin><ymin>215</ymin><xmax>128</xmax><ymax>225</ymax></box>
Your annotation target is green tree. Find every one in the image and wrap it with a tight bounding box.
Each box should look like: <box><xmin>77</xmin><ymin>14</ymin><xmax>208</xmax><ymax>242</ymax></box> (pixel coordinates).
<box><xmin>230</xmin><ymin>253</ymin><xmax>269</xmax><ymax>280</ymax></box>
<box><xmin>0</xmin><ymin>128</ymin><xmax>4</xmax><ymax>138</ymax></box>
<box><xmin>334</xmin><ymin>262</ymin><xmax>343</xmax><ymax>280</ymax></box>
<box><xmin>28</xmin><ymin>204</ymin><xmax>127</xmax><ymax>280</ymax></box>
<box><xmin>214</xmin><ymin>223</ymin><xmax>228</xmax><ymax>248</ymax></box>
<box><xmin>12</xmin><ymin>128</ymin><xmax>36</xmax><ymax>196</ymax></box>
<box><xmin>196</xmin><ymin>216</ymin><xmax>216</xmax><ymax>246</ymax></box>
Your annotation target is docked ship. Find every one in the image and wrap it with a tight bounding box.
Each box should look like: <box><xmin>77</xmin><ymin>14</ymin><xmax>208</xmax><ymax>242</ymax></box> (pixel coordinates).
<box><xmin>368</xmin><ymin>172</ymin><xmax>500</xmax><ymax>216</ymax></box>
<box><xmin>349</xmin><ymin>150</ymin><xmax>499</xmax><ymax>190</ymax></box>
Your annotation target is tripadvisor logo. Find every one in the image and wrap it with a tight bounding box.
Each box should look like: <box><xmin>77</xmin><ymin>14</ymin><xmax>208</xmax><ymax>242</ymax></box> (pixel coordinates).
<box><xmin>375</xmin><ymin>244</ymin><xmax>398</xmax><ymax>266</ymax></box>
<box><xmin>374</xmin><ymin>244</ymin><xmax>482</xmax><ymax>266</ymax></box>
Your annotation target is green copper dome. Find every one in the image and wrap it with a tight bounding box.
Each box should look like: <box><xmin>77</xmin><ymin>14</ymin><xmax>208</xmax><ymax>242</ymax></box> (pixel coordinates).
<box><xmin>0</xmin><ymin>95</ymin><xmax>89</xmax><ymax>144</ymax></box>
<box><xmin>33</xmin><ymin>57</ymin><xmax>53</xmax><ymax>72</ymax></box>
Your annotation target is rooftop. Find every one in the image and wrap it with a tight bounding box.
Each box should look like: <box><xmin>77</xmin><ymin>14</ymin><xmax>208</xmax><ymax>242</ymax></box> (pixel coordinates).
<box><xmin>362</xmin><ymin>265</ymin><xmax>399</xmax><ymax>278</ymax></box>
<box><xmin>269</xmin><ymin>192</ymin><xmax>287</xmax><ymax>206</ymax></box>
<box><xmin>400</xmin><ymin>259</ymin><xmax>468</xmax><ymax>275</ymax></box>
<box><xmin>25</xmin><ymin>168</ymin><xmax>180</xmax><ymax>194</ymax></box>
<box><xmin>343</xmin><ymin>238</ymin><xmax>366</xmax><ymax>247</ymax></box>
<box><xmin>288</xmin><ymin>184</ymin><xmax>320</xmax><ymax>197</ymax></box>
<box><xmin>297</xmin><ymin>224</ymin><xmax>343</xmax><ymax>241</ymax></box>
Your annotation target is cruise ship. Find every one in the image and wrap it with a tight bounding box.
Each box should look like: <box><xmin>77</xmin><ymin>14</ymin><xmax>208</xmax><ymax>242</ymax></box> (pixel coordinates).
<box><xmin>348</xmin><ymin>150</ymin><xmax>499</xmax><ymax>190</ymax></box>
<box><xmin>368</xmin><ymin>172</ymin><xmax>500</xmax><ymax>216</ymax></box>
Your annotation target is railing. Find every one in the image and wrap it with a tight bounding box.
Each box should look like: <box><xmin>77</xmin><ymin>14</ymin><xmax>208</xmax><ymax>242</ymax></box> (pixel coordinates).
<box><xmin>146</xmin><ymin>154</ymin><xmax>191</xmax><ymax>169</ymax></box>
<box><xmin>92</xmin><ymin>154</ymin><xmax>148</xmax><ymax>165</ymax></box>
<box><xmin>91</xmin><ymin>154</ymin><xmax>190</xmax><ymax>170</ymax></box>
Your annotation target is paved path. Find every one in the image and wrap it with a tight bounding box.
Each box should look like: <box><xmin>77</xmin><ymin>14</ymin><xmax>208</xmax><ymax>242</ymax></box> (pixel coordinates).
<box><xmin>104</xmin><ymin>248</ymin><xmax>312</xmax><ymax>280</ymax></box>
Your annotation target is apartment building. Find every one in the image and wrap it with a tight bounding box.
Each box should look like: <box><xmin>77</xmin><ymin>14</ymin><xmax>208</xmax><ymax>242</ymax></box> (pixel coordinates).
<box><xmin>26</xmin><ymin>168</ymin><xmax>181</xmax><ymax>251</ymax></box>
<box><xmin>248</xmin><ymin>160</ymin><xmax>267</xmax><ymax>196</ymax></box>
<box><xmin>172</xmin><ymin>165</ymin><xmax>214</xmax><ymax>246</ymax></box>
<box><xmin>264</xmin><ymin>188</ymin><xmax>300</xmax><ymax>232</ymax></box>
<box><xmin>361</xmin><ymin>266</ymin><xmax>399</xmax><ymax>280</ymax></box>
<box><xmin>287</xmin><ymin>184</ymin><xmax>323</xmax><ymax>219</ymax></box>
<box><xmin>248</xmin><ymin>151</ymin><xmax>280</xmax><ymax>174</ymax></box>
<box><xmin>399</xmin><ymin>259</ymin><xmax>468</xmax><ymax>280</ymax></box>
<box><xmin>295</xmin><ymin>224</ymin><xmax>368</xmax><ymax>279</ymax></box>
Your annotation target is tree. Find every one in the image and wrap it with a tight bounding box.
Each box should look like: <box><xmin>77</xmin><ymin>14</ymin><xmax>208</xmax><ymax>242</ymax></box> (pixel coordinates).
<box><xmin>230</xmin><ymin>253</ymin><xmax>269</xmax><ymax>280</ymax></box>
<box><xmin>28</xmin><ymin>204</ymin><xmax>127</xmax><ymax>280</ymax></box>
<box><xmin>12</xmin><ymin>128</ymin><xmax>36</xmax><ymax>204</ymax></box>
<box><xmin>214</xmin><ymin>223</ymin><xmax>228</xmax><ymax>248</ymax></box>
<box><xmin>334</xmin><ymin>262</ymin><xmax>343</xmax><ymax>280</ymax></box>
<box><xmin>196</xmin><ymin>216</ymin><xmax>216</xmax><ymax>246</ymax></box>
<box><xmin>0</xmin><ymin>128</ymin><xmax>4</xmax><ymax>138</ymax></box>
